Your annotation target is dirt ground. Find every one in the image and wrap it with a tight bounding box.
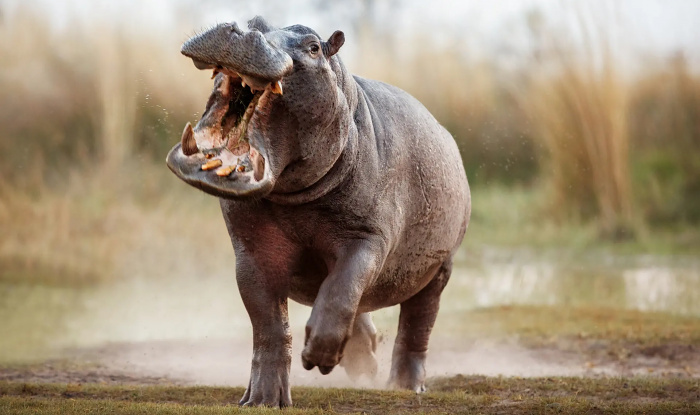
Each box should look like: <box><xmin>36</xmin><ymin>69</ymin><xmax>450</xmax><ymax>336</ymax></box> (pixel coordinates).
<box><xmin>2</xmin><ymin>335</ymin><xmax>697</xmax><ymax>387</ymax></box>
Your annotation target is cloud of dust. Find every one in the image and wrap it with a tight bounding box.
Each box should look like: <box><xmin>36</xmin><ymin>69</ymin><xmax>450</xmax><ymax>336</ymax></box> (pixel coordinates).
<box><xmin>88</xmin><ymin>332</ymin><xmax>586</xmax><ymax>388</ymax></box>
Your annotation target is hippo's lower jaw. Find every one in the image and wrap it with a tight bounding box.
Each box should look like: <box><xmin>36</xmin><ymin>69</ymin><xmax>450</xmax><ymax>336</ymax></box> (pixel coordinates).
<box><xmin>165</xmin><ymin>131</ymin><xmax>274</xmax><ymax>200</ymax></box>
<box><xmin>166</xmin><ymin>72</ymin><xmax>280</xmax><ymax>199</ymax></box>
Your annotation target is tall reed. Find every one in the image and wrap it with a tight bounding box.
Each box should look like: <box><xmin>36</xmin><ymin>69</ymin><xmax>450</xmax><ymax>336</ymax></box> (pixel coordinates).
<box><xmin>629</xmin><ymin>54</ymin><xmax>700</xmax><ymax>224</ymax></box>
<box><xmin>518</xmin><ymin>10</ymin><xmax>634</xmax><ymax>237</ymax></box>
<box><xmin>0</xmin><ymin>5</ymin><xmax>209</xmax><ymax>189</ymax></box>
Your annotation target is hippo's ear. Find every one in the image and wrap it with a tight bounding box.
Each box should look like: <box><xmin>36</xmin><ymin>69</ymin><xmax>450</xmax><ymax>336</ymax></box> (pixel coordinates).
<box><xmin>324</xmin><ymin>30</ymin><xmax>345</xmax><ymax>57</ymax></box>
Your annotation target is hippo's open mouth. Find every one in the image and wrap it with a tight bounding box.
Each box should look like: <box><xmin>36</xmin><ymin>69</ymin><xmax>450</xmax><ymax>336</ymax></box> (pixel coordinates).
<box><xmin>166</xmin><ymin>20</ymin><xmax>296</xmax><ymax>199</ymax></box>
<box><xmin>166</xmin><ymin>69</ymin><xmax>282</xmax><ymax>199</ymax></box>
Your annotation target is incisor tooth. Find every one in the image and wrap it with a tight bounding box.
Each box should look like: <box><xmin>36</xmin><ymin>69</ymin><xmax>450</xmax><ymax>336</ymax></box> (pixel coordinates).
<box><xmin>242</xmin><ymin>80</ymin><xmax>247</xmax><ymax>88</ymax></box>
<box><xmin>201</xmin><ymin>159</ymin><xmax>223</xmax><ymax>171</ymax></box>
<box><xmin>216</xmin><ymin>165</ymin><xmax>235</xmax><ymax>176</ymax></box>
<box><xmin>271</xmin><ymin>80</ymin><xmax>283</xmax><ymax>95</ymax></box>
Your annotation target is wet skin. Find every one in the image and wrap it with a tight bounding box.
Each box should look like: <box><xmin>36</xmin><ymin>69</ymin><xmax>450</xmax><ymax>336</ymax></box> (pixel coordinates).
<box><xmin>166</xmin><ymin>17</ymin><xmax>470</xmax><ymax>407</ymax></box>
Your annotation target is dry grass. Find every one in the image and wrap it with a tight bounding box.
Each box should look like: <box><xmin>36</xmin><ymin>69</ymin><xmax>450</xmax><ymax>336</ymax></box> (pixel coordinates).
<box><xmin>0</xmin><ymin>6</ymin><xmax>220</xmax><ymax>283</ymax></box>
<box><xmin>1</xmin><ymin>377</ymin><xmax>698</xmax><ymax>414</ymax></box>
<box><xmin>443</xmin><ymin>305</ymin><xmax>700</xmax><ymax>346</ymax></box>
<box><xmin>0</xmin><ymin>5</ymin><xmax>209</xmax><ymax>186</ymax></box>
<box><xmin>524</xmin><ymin>66</ymin><xmax>633</xmax><ymax>234</ymax></box>
<box><xmin>0</xmin><ymin>163</ymin><xmax>231</xmax><ymax>285</ymax></box>
<box><xmin>517</xmin><ymin>9</ymin><xmax>634</xmax><ymax>238</ymax></box>
<box><xmin>629</xmin><ymin>54</ymin><xmax>700</xmax><ymax>225</ymax></box>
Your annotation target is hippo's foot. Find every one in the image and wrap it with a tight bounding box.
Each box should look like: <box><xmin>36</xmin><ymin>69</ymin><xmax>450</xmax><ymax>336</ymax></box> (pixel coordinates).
<box><xmin>239</xmin><ymin>355</ymin><xmax>292</xmax><ymax>407</ymax></box>
<box><xmin>301</xmin><ymin>240</ymin><xmax>387</xmax><ymax>375</ymax></box>
<box><xmin>301</xmin><ymin>323</ymin><xmax>349</xmax><ymax>375</ymax></box>
<box><xmin>339</xmin><ymin>313</ymin><xmax>378</xmax><ymax>380</ymax></box>
<box><xmin>387</xmin><ymin>349</ymin><xmax>427</xmax><ymax>393</ymax></box>
<box><xmin>387</xmin><ymin>260</ymin><xmax>453</xmax><ymax>393</ymax></box>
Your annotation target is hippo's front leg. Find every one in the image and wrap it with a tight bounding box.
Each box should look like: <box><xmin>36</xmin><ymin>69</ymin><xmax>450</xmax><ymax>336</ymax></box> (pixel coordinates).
<box><xmin>302</xmin><ymin>238</ymin><xmax>386</xmax><ymax>374</ymax></box>
<box><xmin>235</xmin><ymin>255</ymin><xmax>293</xmax><ymax>407</ymax></box>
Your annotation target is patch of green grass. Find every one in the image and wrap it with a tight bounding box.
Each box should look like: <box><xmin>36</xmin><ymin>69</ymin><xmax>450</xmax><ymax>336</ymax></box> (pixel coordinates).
<box><xmin>1</xmin><ymin>378</ymin><xmax>698</xmax><ymax>414</ymax></box>
<box><xmin>429</xmin><ymin>375</ymin><xmax>700</xmax><ymax>399</ymax></box>
<box><xmin>466</xmin><ymin>185</ymin><xmax>700</xmax><ymax>255</ymax></box>
<box><xmin>450</xmin><ymin>305</ymin><xmax>700</xmax><ymax>345</ymax></box>
<box><xmin>437</xmin><ymin>305</ymin><xmax>700</xmax><ymax>369</ymax></box>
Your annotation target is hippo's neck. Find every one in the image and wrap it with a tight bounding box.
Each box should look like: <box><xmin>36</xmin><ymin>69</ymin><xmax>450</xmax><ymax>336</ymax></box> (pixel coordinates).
<box><xmin>264</xmin><ymin>59</ymin><xmax>361</xmax><ymax>206</ymax></box>
<box><xmin>263</xmin><ymin>111</ymin><xmax>360</xmax><ymax>206</ymax></box>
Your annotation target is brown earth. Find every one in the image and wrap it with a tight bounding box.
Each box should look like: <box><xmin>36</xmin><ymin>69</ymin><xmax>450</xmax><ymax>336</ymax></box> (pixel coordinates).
<box><xmin>2</xmin><ymin>336</ymin><xmax>697</xmax><ymax>387</ymax></box>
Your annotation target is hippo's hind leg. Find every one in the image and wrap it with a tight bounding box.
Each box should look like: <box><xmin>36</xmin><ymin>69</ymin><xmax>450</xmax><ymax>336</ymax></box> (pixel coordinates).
<box><xmin>388</xmin><ymin>259</ymin><xmax>452</xmax><ymax>392</ymax></box>
<box><xmin>339</xmin><ymin>312</ymin><xmax>378</xmax><ymax>380</ymax></box>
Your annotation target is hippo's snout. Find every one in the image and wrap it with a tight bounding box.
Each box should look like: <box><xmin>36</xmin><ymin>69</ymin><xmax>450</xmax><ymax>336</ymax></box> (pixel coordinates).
<box><xmin>181</xmin><ymin>22</ymin><xmax>292</xmax><ymax>83</ymax></box>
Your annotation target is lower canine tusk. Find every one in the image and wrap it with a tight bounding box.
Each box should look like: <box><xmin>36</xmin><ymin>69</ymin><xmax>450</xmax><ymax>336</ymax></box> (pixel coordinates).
<box><xmin>271</xmin><ymin>80</ymin><xmax>283</xmax><ymax>95</ymax></box>
<box><xmin>181</xmin><ymin>122</ymin><xmax>198</xmax><ymax>156</ymax></box>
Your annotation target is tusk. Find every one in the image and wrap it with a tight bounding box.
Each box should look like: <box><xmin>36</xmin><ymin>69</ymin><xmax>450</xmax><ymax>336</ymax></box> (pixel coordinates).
<box><xmin>181</xmin><ymin>122</ymin><xmax>198</xmax><ymax>156</ymax></box>
<box><xmin>236</xmin><ymin>165</ymin><xmax>246</xmax><ymax>172</ymax></box>
<box><xmin>201</xmin><ymin>159</ymin><xmax>223</xmax><ymax>171</ymax></box>
<box><xmin>242</xmin><ymin>80</ymin><xmax>247</xmax><ymax>88</ymax></box>
<box><xmin>251</xmin><ymin>150</ymin><xmax>265</xmax><ymax>181</ymax></box>
<box><xmin>271</xmin><ymin>80</ymin><xmax>283</xmax><ymax>95</ymax></box>
<box><xmin>211</xmin><ymin>68</ymin><xmax>219</xmax><ymax>79</ymax></box>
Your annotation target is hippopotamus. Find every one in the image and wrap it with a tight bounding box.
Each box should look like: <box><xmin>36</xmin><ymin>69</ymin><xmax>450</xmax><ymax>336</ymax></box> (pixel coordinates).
<box><xmin>166</xmin><ymin>16</ymin><xmax>470</xmax><ymax>407</ymax></box>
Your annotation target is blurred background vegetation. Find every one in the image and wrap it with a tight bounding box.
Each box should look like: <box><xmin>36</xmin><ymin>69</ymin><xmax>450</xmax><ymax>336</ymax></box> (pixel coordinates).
<box><xmin>0</xmin><ymin>0</ymin><xmax>699</xmax><ymax>287</ymax></box>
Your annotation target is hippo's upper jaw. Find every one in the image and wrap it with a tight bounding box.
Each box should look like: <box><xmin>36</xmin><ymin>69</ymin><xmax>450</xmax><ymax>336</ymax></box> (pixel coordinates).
<box><xmin>181</xmin><ymin>20</ymin><xmax>292</xmax><ymax>86</ymax></box>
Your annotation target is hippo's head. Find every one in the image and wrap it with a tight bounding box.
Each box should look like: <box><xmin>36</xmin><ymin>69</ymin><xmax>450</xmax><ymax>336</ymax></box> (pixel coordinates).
<box><xmin>166</xmin><ymin>17</ymin><xmax>349</xmax><ymax>200</ymax></box>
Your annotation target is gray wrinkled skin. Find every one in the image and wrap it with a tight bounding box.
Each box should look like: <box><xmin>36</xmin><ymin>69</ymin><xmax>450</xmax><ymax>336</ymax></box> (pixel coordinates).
<box><xmin>166</xmin><ymin>17</ymin><xmax>470</xmax><ymax>408</ymax></box>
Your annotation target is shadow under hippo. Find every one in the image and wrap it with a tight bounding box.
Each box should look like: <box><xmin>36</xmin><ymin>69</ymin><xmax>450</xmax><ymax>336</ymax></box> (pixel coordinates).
<box><xmin>166</xmin><ymin>16</ymin><xmax>471</xmax><ymax>407</ymax></box>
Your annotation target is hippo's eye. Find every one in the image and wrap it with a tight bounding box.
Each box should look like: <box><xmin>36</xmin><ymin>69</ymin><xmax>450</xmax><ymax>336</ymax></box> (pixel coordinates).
<box><xmin>309</xmin><ymin>44</ymin><xmax>320</xmax><ymax>56</ymax></box>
